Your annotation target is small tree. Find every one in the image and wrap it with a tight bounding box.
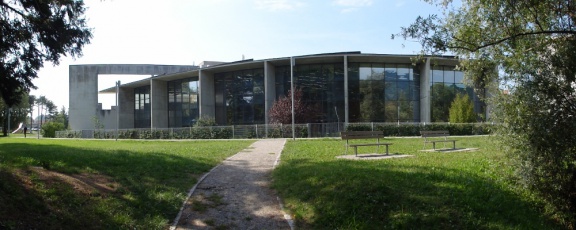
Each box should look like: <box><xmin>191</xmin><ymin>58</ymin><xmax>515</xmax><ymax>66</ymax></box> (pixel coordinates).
<box><xmin>448</xmin><ymin>94</ymin><xmax>475</xmax><ymax>123</ymax></box>
<box><xmin>269</xmin><ymin>88</ymin><xmax>316</xmax><ymax>124</ymax></box>
<box><xmin>41</xmin><ymin>121</ymin><xmax>64</xmax><ymax>138</ymax></box>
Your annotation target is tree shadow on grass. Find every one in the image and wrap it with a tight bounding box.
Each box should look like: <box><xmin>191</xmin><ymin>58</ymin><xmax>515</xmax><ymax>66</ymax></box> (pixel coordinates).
<box><xmin>273</xmin><ymin>158</ymin><xmax>562</xmax><ymax>230</ymax></box>
<box><xmin>0</xmin><ymin>142</ymin><xmax>217</xmax><ymax>230</ymax></box>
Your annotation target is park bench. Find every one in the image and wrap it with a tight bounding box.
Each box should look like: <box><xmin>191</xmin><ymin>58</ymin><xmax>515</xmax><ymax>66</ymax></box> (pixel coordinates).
<box><xmin>340</xmin><ymin>131</ymin><xmax>393</xmax><ymax>156</ymax></box>
<box><xmin>420</xmin><ymin>130</ymin><xmax>457</xmax><ymax>150</ymax></box>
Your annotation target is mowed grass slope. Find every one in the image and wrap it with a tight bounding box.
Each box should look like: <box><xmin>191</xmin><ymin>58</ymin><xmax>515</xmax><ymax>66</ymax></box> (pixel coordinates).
<box><xmin>0</xmin><ymin>138</ymin><xmax>253</xmax><ymax>229</ymax></box>
<box><xmin>273</xmin><ymin>136</ymin><xmax>562</xmax><ymax>229</ymax></box>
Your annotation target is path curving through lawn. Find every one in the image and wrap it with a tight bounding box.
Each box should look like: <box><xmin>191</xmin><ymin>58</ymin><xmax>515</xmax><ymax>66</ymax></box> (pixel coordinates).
<box><xmin>172</xmin><ymin>139</ymin><xmax>292</xmax><ymax>230</ymax></box>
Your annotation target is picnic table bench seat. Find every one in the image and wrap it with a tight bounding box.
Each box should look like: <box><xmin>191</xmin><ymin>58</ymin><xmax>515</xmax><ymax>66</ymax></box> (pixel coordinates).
<box><xmin>340</xmin><ymin>131</ymin><xmax>393</xmax><ymax>156</ymax></box>
<box><xmin>420</xmin><ymin>130</ymin><xmax>457</xmax><ymax>150</ymax></box>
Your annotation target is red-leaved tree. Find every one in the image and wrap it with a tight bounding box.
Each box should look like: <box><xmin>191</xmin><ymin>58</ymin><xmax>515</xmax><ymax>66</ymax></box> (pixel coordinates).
<box><xmin>269</xmin><ymin>88</ymin><xmax>318</xmax><ymax>124</ymax></box>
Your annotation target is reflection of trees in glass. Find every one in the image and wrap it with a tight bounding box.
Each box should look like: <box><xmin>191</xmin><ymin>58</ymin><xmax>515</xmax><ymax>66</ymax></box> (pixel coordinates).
<box><xmin>359</xmin><ymin>79</ymin><xmax>385</xmax><ymax>122</ymax></box>
<box><xmin>398</xmin><ymin>92</ymin><xmax>413</xmax><ymax>121</ymax></box>
<box><xmin>431</xmin><ymin>83</ymin><xmax>467</xmax><ymax>121</ymax></box>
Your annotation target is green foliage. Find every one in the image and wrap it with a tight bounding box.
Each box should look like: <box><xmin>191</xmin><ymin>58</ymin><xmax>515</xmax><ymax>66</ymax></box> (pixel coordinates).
<box><xmin>0</xmin><ymin>92</ymin><xmax>31</xmax><ymax>136</ymax></box>
<box><xmin>273</xmin><ymin>137</ymin><xmax>560</xmax><ymax>229</ymax></box>
<box><xmin>449</xmin><ymin>94</ymin><xmax>476</xmax><ymax>123</ymax></box>
<box><xmin>194</xmin><ymin>115</ymin><xmax>217</xmax><ymax>127</ymax></box>
<box><xmin>0</xmin><ymin>138</ymin><xmax>252</xmax><ymax>229</ymax></box>
<box><xmin>346</xmin><ymin>123</ymin><xmax>493</xmax><ymax>136</ymax></box>
<box><xmin>40</xmin><ymin>121</ymin><xmax>64</xmax><ymax>138</ymax></box>
<box><xmin>396</xmin><ymin>0</ymin><xmax>576</xmax><ymax>225</ymax></box>
<box><xmin>0</xmin><ymin>0</ymin><xmax>92</xmax><ymax>107</ymax></box>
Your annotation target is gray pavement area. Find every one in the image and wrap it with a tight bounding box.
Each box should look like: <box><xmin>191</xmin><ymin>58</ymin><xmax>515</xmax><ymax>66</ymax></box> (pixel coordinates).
<box><xmin>173</xmin><ymin>139</ymin><xmax>292</xmax><ymax>230</ymax></box>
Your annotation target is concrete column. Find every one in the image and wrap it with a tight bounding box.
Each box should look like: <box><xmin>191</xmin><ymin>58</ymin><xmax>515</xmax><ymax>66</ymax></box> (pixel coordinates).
<box><xmin>151</xmin><ymin>79</ymin><xmax>168</xmax><ymax>128</ymax></box>
<box><xmin>199</xmin><ymin>70</ymin><xmax>215</xmax><ymax>118</ymax></box>
<box><xmin>118</xmin><ymin>87</ymin><xmax>134</xmax><ymax>128</ymax></box>
<box><xmin>344</xmin><ymin>56</ymin><xmax>349</xmax><ymax>125</ymax></box>
<box><xmin>69</xmin><ymin>66</ymin><xmax>99</xmax><ymax>130</ymax></box>
<box><xmin>420</xmin><ymin>58</ymin><xmax>431</xmax><ymax>123</ymax></box>
<box><xmin>264</xmin><ymin>61</ymin><xmax>276</xmax><ymax>124</ymax></box>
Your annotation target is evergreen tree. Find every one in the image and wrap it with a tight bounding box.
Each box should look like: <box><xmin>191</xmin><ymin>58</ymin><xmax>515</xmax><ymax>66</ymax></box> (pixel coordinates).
<box><xmin>448</xmin><ymin>93</ymin><xmax>475</xmax><ymax>123</ymax></box>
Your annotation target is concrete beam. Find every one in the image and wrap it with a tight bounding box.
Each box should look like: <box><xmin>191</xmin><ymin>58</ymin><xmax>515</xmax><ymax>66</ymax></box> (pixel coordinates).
<box><xmin>199</xmin><ymin>70</ymin><xmax>215</xmax><ymax>119</ymax></box>
<box><xmin>420</xmin><ymin>58</ymin><xmax>431</xmax><ymax>123</ymax></box>
<box><xmin>264</xmin><ymin>61</ymin><xmax>276</xmax><ymax>125</ymax></box>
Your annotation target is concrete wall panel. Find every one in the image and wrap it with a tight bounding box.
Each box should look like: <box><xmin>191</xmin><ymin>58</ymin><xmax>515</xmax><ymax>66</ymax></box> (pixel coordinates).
<box><xmin>151</xmin><ymin>79</ymin><xmax>168</xmax><ymax>128</ymax></box>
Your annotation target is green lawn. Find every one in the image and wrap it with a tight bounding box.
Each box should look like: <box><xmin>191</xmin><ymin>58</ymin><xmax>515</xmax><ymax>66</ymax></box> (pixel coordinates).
<box><xmin>0</xmin><ymin>137</ymin><xmax>253</xmax><ymax>229</ymax></box>
<box><xmin>273</xmin><ymin>136</ymin><xmax>563</xmax><ymax>229</ymax></box>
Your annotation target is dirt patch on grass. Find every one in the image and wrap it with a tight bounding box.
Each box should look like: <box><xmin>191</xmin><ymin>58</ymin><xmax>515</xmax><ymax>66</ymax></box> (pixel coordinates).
<box><xmin>16</xmin><ymin>167</ymin><xmax>120</xmax><ymax>197</ymax></box>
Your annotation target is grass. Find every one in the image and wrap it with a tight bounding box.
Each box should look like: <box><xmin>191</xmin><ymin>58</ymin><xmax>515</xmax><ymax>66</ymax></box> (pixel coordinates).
<box><xmin>273</xmin><ymin>136</ymin><xmax>563</xmax><ymax>229</ymax></box>
<box><xmin>0</xmin><ymin>137</ymin><xmax>253</xmax><ymax>229</ymax></box>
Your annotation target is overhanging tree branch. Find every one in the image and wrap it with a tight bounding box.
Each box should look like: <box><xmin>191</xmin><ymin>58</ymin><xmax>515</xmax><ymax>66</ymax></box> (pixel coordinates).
<box><xmin>450</xmin><ymin>30</ymin><xmax>576</xmax><ymax>52</ymax></box>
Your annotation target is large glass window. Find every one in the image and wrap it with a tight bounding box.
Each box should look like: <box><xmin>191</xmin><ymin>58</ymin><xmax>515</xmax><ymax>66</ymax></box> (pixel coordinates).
<box><xmin>275</xmin><ymin>63</ymin><xmax>345</xmax><ymax>123</ymax></box>
<box><xmin>168</xmin><ymin>78</ymin><xmax>199</xmax><ymax>127</ymax></box>
<box><xmin>214</xmin><ymin>69</ymin><xmax>265</xmax><ymax>125</ymax></box>
<box><xmin>430</xmin><ymin>66</ymin><xmax>484</xmax><ymax>121</ymax></box>
<box><xmin>134</xmin><ymin>86</ymin><xmax>151</xmax><ymax>128</ymax></box>
<box><xmin>348</xmin><ymin>63</ymin><xmax>420</xmax><ymax>122</ymax></box>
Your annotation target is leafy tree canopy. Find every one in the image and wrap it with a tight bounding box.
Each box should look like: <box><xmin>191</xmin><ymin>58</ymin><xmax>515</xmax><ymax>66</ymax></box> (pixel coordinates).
<box><xmin>0</xmin><ymin>0</ymin><xmax>92</xmax><ymax>107</ymax></box>
<box><xmin>394</xmin><ymin>0</ymin><xmax>576</xmax><ymax>226</ymax></box>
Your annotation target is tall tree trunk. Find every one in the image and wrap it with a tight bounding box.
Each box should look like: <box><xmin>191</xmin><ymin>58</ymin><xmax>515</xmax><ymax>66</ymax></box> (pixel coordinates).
<box><xmin>2</xmin><ymin>107</ymin><xmax>7</xmax><ymax>136</ymax></box>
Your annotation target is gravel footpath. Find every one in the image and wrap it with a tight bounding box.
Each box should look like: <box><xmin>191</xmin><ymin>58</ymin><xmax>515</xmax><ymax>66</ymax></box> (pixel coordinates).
<box><xmin>173</xmin><ymin>139</ymin><xmax>292</xmax><ymax>230</ymax></box>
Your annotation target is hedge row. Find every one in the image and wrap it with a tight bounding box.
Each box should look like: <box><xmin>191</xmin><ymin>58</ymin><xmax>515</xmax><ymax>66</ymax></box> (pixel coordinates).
<box><xmin>56</xmin><ymin>123</ymin><xmax>494</xmax><ymax>139</ymax></box>
<box><xmin>346</xmin><ymin>123</ymin><xmax>494</xmax><ymax>136</ymax></box>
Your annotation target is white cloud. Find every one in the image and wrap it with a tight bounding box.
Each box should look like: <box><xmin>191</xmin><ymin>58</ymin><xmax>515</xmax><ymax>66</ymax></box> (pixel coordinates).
<box><xmin>332</xmin><ymin>0</ymin><xmax>372</xmax><ymax>13</ymax></box>
<box><xmin>395</xmin><ymin>0</ymin><xmax>406</xmax><ymax>8</ymax></box>
<box><xmin>254</xmin><ymin>0</ymin><xmax>304</xmax><ymax>11</ymax></box>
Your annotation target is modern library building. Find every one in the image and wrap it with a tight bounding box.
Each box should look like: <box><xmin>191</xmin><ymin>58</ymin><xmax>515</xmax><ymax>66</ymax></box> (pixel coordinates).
<box><xmin>68</xmin><ymin>52</ymin><xmax>487</xmax><ymax>131</ymax></box>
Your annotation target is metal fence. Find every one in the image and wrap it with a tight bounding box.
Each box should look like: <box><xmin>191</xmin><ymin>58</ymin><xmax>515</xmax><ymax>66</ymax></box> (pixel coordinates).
<box><xmin>56</xmin><ymin>122</ymin><xmax>494</xmax><ymax>139</ymax></box>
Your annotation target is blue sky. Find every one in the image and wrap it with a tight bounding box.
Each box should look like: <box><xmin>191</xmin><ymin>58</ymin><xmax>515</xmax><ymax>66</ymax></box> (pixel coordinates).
<box><xmin>31</xmin><ymin>0</ymin><xmax>442</xmax><ymax>110</ymax></box>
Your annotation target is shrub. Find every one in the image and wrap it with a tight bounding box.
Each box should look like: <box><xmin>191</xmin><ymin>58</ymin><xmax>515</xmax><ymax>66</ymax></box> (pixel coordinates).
<box><xmin>41</xmin><ymin>122</ymin><xmax>65</xmax><ymax>138</ymax></box>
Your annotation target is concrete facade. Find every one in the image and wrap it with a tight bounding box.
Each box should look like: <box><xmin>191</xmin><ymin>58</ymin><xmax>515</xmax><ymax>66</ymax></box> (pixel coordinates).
<box><xmin>69</xmin><ymin>53</ymin><xmax>478</xmax><ymax>131</ymax></box>
<box><xmin>69</xmin><ymin>64</ymin><xmax>197</xmax><ymax>130</ymax></box>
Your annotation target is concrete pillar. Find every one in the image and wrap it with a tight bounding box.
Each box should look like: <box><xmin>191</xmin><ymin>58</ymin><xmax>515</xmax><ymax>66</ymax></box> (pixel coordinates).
<box><xmin>344</xmin><ymin>56</ymin><xmax>349</xmax><ymax>125</ymax></box>
<box><xmin>264</xmin><ymin>61</ymin><xmax>276</xmax><ymax>124</ymax></box>
<box><xmin>69</xmin><ymin>65</ymin><xmax>99</xmax><ymax>130</ymax></box>
<box><xmin>118</xmin><ymin>87</ymin><xmax>134</xmax><ymax>128</ymax></box>
<box><xmin>199</xmin><ymin>70</ymin><xmax>215</xmax><ymax>118</ymax></box>
<box><xmin>151</xmin><ymin>79</ymin><xmax>168</xmax><ymax>128</ymax></box>
<box><xmin>420</xmin><ymin>58</ymin><xmax>431</xmax><ymax>123</ymax></box>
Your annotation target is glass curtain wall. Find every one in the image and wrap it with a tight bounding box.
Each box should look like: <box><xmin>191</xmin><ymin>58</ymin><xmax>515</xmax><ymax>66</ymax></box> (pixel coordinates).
<box><xmin>430</xmin><ymin>66</ymin><xmax>484</xmax><ymax>121</ymax></box>
<box><xmin>134</xmin><ymin>86</ymin><xmax>151</xmax><ymax>128</ymax></box>
<box><xmin>168</xmin><ymin>78</ymin><xmax>199</xmax><ymax>127</ymax></box>
<box><xmin>348</xmin><ymin>63</ymin><xmax>420</xmax><ymax>122</ymax></box>
<box><xmin>214</xmin><ymin>69</ymin><xmax>265</xmax><ymax>125</ymax></box>
<box><xmin>275</xmin><ymin>63</ymin><xmax>345</xmax><ymax>123</ymax></box>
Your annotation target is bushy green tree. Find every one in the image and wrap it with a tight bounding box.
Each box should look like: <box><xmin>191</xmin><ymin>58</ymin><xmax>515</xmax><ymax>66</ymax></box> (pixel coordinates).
<box><xmin>41</xmin><ymin>121</ymin><xmax>64</xmax><ymax>138</ymax></box>
<box><xmin>194</xmin><ymin>115</ymin><xmax>217</xmax><ymax>127</ymax></box>
<box><xmin>395</xmin><ymin>0</ymin><xmax>576</xmax><ymax>225</ymax></box>
<box><xmin>448</xmin><ymin>94</ymin><xmax>475</xmax><ymax>123</ymax></box>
